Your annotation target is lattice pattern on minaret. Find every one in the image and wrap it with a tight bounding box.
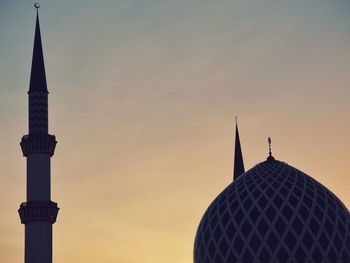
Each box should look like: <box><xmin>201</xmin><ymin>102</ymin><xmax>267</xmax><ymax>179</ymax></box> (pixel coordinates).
<box><xmin>29</xmin><ymin>91</ymin><xmax>48</xmax><ymax>134</ymax></box>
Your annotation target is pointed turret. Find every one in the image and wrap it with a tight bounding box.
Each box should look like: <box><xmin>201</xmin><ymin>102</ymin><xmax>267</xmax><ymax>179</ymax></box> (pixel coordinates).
<box><xmin>233</xmin><ymin>118</ymin><xmax>245</xmax><ymax>180</ymax></box>
<box><xmin>28</xmin><ymin>10</ymin><xmax>49</xmax><ymax>135</ymax></box>
<box><xmin>29</xmin><ymin>13</ymin><xmax>47</xmax><ymax>93</ymax></box>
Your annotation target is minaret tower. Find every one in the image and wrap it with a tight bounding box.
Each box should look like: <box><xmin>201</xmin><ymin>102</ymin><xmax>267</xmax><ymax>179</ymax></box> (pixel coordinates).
<box><xmin>18</xmin><ymin>4</ymin><xmax>59</xmax><ymax>263</ymax></box>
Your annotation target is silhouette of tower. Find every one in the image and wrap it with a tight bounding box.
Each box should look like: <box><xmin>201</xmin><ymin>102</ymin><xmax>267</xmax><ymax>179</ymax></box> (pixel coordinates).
<box><xmin>18</xmin><ymin>5</ymin><xmax>59</xmax><ymax>263</ymax></box>
<box><xmin>233</xmin><ymin>118</ymin><xmax>245</xmax><ymax>180</ymax></box>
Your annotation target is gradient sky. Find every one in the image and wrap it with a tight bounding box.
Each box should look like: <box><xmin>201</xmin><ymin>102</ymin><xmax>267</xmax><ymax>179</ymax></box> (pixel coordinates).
<box><xmin>1</xmin><ymin>0</ymin><xmax>350</xmax><ymax>262</ymax></box>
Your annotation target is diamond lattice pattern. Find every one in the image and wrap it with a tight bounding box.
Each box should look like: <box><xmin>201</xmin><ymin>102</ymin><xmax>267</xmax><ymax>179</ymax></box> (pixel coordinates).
<box><xmin>194</xmin><ymin>161</ymin><xmax>350</xmax><ymax>263</ymax></box>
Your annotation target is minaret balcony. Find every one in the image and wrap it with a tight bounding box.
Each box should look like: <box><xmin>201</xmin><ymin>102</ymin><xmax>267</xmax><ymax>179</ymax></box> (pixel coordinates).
<box><xmin>20</xmin><ymin>134</ymin><xmax>57</xmax><ymax>157</ymax></box>
<box><xmin>18</xmin><ymin>201</ymin><xmax>59</xmax><ymax>224</ymax></box>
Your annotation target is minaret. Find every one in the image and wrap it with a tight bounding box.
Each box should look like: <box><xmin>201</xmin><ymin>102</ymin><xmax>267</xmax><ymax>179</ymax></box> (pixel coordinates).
<box><xmin>233</xmin><ymin>118</ymin><xmax>245</xmax><ymax>180</ymax></box>
<box><xmin>18</xmin><ymin>4</ymin><xmax>59</xmax><ymax>263</ymax></box>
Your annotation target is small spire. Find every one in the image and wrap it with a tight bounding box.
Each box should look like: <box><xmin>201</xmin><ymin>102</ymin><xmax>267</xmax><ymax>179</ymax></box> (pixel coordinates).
<box><xmin>233</xmin><ymin>117</ymin><xmax>245</xmax><ymax>180</ymax></box>
<box><xmin>266</xmin><ymin>137</ymin><xmax>275</xmax><ymax>162</ymax></box>
<box><xmin>29</xmin><ymin>3</ymin><xmax>47</xmax><ymax>93</ymax></box>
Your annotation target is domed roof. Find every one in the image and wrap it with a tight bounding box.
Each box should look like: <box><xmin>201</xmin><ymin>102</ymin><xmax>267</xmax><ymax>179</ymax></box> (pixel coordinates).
<box><xmin>194</xmin><ymin>158</ymin><xmax>350</xmax><ymax>263</ymax></box>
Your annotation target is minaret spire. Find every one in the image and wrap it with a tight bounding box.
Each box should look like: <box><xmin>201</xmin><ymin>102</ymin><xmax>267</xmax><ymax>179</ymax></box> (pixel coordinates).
<box><xmin>233</xmin><ymin>117</ymin><xmax>245</xmax><ymax>180</ymax></box>
<box><xmin>28</xmin><ymin>3</ymin><xmax>49</xmax><ymax>135</ymax></box>
<box><xmin>29</xmin><ymin>4</ymin><xmax>47</xmax><ymax>94</ymax></box>
<box><xmin>18</xmin><ymin>5</ymin><xmax>59</xmax><ymax>263</ymax></box>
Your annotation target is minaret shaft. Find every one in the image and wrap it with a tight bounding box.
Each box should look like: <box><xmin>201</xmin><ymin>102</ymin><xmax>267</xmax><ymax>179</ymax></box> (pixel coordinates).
<box><xmin>25</xmin><ymin>153</ymin><xmax>52</xmax><ymax>263</ymax></box>
<box><xmin>27</xmin><ymin>154</ymin><xmax>51</xmax><ymax>201</ymax></box>
<box><xmin>25</xmin><ymin>223</ymin><xmax>52</xmax><ymax>263</ymax></box>
<box><xmin>18</xmin><ymin>9</ymin><xmax>58</xmax><ymax>263</ymax></box>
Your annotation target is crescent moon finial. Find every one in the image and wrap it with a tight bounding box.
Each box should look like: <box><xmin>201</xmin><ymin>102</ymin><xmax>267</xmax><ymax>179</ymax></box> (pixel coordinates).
<box><xmin>34</xmin><ymin>3</ymin><xmax>40</xmax><ymax>9</ymax></box>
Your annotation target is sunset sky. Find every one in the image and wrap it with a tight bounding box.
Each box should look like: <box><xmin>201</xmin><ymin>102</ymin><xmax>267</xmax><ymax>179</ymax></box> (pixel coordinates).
<box><xmin>1</xmin><ymin>0</ymin><xmax>350</xmax><ymax>262</ymax></box>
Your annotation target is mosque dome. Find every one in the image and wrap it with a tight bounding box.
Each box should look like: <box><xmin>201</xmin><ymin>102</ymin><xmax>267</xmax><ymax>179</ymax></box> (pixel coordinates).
<box><xmin>194</xmin><ymin>157</ymin><xmax>350</xmax><ymax>263</ymax></box>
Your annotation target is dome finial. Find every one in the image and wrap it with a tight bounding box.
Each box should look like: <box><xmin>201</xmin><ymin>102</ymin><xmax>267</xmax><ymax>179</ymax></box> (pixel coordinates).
<box><xmin>266</xmin><ymin>137</ymin><xmax>275</xmax><ymax>161</ymax></box>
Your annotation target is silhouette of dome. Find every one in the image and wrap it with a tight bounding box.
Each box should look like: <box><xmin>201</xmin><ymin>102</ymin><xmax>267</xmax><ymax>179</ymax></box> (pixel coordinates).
<box><xmin>194</xmin><ymin>158</ymin><xmax>350</xmax><ymax>263</ymax></box>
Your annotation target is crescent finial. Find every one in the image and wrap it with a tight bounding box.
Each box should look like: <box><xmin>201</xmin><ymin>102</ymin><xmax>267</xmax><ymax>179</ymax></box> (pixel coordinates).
<box><xmin>268</xmin><ymin>137</ymin><xmax>272</xmax><ymax>156</ymax></box>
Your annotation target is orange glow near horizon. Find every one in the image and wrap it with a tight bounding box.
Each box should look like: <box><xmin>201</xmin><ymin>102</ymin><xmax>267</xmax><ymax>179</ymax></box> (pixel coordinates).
<box><xmin>0</xmin><ymin>1</ymin><xmax>350</xmax><ymax>262</ymax></box>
